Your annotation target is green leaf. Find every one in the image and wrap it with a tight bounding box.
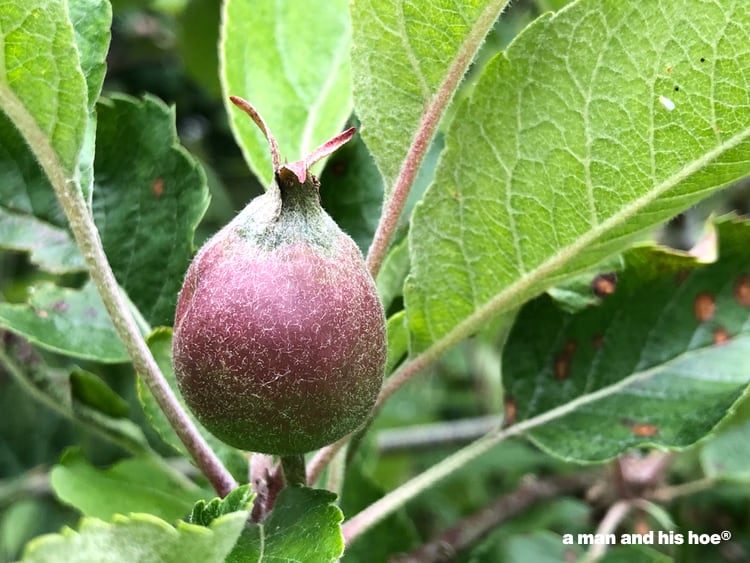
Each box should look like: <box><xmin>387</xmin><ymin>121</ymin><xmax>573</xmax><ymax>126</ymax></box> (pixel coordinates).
<box><xmin>0</xmin><ymin>281</ymin><xmax>129</xmax><ymax>363</ymax></box>
<box><xmin>0</xmin><ymin>0</ymin><xmax>88</xmax><ymax>177</ymax></box>
<box><xmin>226</xmin><ymin>486</ymin><xmax>344</xmax><ymax>563</ymax></box>
<box><xmin>50</xmin><ymin>448</ymin><xmax>206</xmax><ymax>522</ymax></box>
<box><xmin>701</xmin><ymin>419</ymin><xmax>750</xmax><ymax>482</ymax></box>
<box><xmin>137</xmin><ymin>328</ymin><xmax>248</xmax><ymax>480</ymax></box>
<box><xmin>187</xmin><ymin>484</ymin><xmax>254</xmax><ymax>527</ymax></box>
<box><xmin>0</xmin><ymin>206</ymin><xmax>84</xmax><ymax>274</ymax></box>
<box><xmin>69</xmin><ymin>368</ymin><xmax>130</xmax><ymax>418</ymax></box>
<box><xmin>92</xmin><ymin>94</ymin><xmax>210</xmax><ymax>327</ymax></box>
<box><xmin>220</xmin><ymin>0</ymin><xmax>352</xmax><ymax>185</ymax></box>
<box><xmin>20</xmin><ymin>511</ymin><xmax>249</xmax><ymax>563</ymax></box>
<box><xmin>351</xmin><ymin>0</ymin><xmax>507</xmax><ymax>191</ymax></box>
<box><xmin>503</xmin><ymin>219</ymin><xmax>750</xmax><ymax>462</ymax></box>
<box><xmin>405</xmin><ymin>0</ymin><xmax>750</xmax><ymax>352</ymax></box>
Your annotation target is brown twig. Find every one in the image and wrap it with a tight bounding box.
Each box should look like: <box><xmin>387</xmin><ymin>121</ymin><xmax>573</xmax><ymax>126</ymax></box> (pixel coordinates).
<box><xmin>389</xmin><ymin>474</ymin><xmax>594</xmax><ymax>563</ymax></box>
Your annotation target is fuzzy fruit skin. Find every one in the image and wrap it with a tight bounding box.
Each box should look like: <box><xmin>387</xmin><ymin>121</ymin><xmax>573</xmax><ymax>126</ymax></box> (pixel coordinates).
<box><xmin>172</xmin><ymin>171</ymin><xmax>386</xmax><ymax>455</ymax></box>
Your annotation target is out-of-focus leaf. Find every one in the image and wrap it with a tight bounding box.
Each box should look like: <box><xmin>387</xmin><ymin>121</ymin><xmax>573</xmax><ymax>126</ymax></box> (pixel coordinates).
<box><xmin>406</xmin><ymin>0</ymin><xmax>750</xmax><ymax>352</ymax></box>
<box><xmin>69</xmin><ymin>368</ymin><xmax>130</xmax><ymax>419</ymax></box>
<box><xmin>0</xmin><ymin>207</ymin><xmax>85</xmax><ymax>274</ymax></box>
<box><xmin>504</xmin><ymin>219</ymin><xmax>750</xmax><ymax>462</ymax></box>
<box><xmin>221</xmin><ymin>0</ymin><xmax>352</xmax><ymax>185</ymax></box>
<box><xmin>0</xmin><ymin>281</ymin><xmax>128</xmax><ymax>363</ymax></box>
<box><xmin>136</xmin><ymin>328</ymin><xmax>248</xmax><ymax>480</ymax></box>
<box><xmin>226</xmin><ymin>486</ymin><xmax>343</xmax><ymax>562</ymax></box>
<box><xmin>92</xmin><ymin>94</ymin><xmax>210</xmax><ymax>327</ymax></box>
<box><xmin>701</xmin><ymin>419</ymin><xmax>750</xmax><ymax>482</ymax></box>
<box><xmin>176</xmin><ymin>0</ymin><xmax>222</xmax><ymax>96</ymax></box>
<box><xmin>319</xmin><ymin>128</ymin><xmax>384</xmax><ymax>253</ymax></box>
<box><xmin>50</xmin><ymin>448</ymin><xmax>206</xmax><ymax>522</ymax></box>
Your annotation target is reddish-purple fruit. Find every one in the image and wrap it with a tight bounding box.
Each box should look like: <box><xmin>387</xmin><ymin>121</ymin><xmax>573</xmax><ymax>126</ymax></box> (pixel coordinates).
<box><xmin>172</xmin><ymin>97</ymin><xmax>386</xmax><ymax>455</ymax></box>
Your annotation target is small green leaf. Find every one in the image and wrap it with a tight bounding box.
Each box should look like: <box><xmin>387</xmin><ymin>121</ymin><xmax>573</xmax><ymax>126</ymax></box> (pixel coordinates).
<box><xmin>92</xmin><ymin>94</ymin><xmax>210</xmax><ymax>327</ymax></box>
<box><xmin>406</xmin><ymin>0</ymin><xmax>750</xmax><ymax>352</ymax></box>
<box><xmin>21</xmin><ymin>511</ymin><xmax>249</xmax><ymax>563</ymax></box>
<box><xmin>188</xmin><ymin>484</ymin><xmax>254</xmax><ymax>527</ymax></box>
<box><xmin>0</xmin><ymin>281</ymin><xmax>129</xmax><ymax>363</ymax></box>
<box><xmin>220</xmin><ymin>0</ymin><xmax>352</xmax><ymax>185</ymax></box>
<box><xmin>226</xmin><ymin>486</ymin><xmax>344</xmax><ymax>563</ymax></box>
<box><xmin>352</xmin><ymin>0</ymin><xmax>507</xmax><ymax>191</ymax></box>
<box><xmin>504</xmin><ymin>219</ymin><xmax>750</xmax><ymax>462</ymax></box>
<box><xmin>0</xmin><ymin>206</ymin><xmax>85</xmax><ymax>274</ymax></box>
<box><xmin>137</xmin><ymin>328</ymin><xmax>248</xmax><ymax>480</ymax></box>
<box><xmin>69</xmin><ymin>368</ymin><xmax>130</xmax><ymax>419</ymax></box>
<box><xmin>701</xmin><ymin>419</ymin><xmax>750</xmax><ymax>482</ymax></box>
<box><xmin>0</xmin><ymin>0</ymin><xmax>88</xmax><ymax>176</ymax></box>
<box><xmin>50</xmin><ymin>449</ymin><xmax>206</xmax><ymax>522</ymax></box>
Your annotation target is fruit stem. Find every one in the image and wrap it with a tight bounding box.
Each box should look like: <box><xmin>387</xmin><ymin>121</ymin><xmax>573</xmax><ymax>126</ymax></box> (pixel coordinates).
<box><xmin>280</xmin><ymin>454</ymin><xmax>307</xmax><ymax>487</ymax></box>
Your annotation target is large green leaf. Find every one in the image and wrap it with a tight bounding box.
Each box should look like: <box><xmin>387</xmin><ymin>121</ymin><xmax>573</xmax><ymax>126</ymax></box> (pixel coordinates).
<box><xmin>0</xmin><ymin>1</ymin><xmax>87</xmax><ymax>177</ymax></box>
<box><xmin>220</xmin><ymin>0</ymin><xmax>352</xmax><ymax>185</ymax></box>
<box><xmin>136</xmin><ymin>329</ymin><xmax>248</xmax><ymax>480</ymax></box>
<box><xmin>351</xmin><ymin>0</ymin><xmax>508</xmax><ymax>192</ymax></box>
<box><xmin>20</xmin><ymin>511</ymin><xmax>249</xmax><ymax>563</ymax></box>
<box><xmin>50</xmin><ymin>449</ymin><xmax>206</xmax><ymax>522</ymax></box>
<box><xmin>92</xmin><ymin>94</ymin><xmax>210</xmax><ymax>327</ymax></box>
<box><xmin>406</xmin><ymin>0</ymin><xmax>750</xmax><ymax>352</ymax></box>
<box><xmin>0</xmin><ymin>281</ymin><xmax>129</xmax><ymax>363</ymax></box>
<box><xmin>503</xmin><ymin>219</ymin><xmax>750</xmax><ymax>462</ymax></box>
<box><xmin>226</xmin><ymin>486</ymin><xmax>344</xmax><ymax>562</ymax></box>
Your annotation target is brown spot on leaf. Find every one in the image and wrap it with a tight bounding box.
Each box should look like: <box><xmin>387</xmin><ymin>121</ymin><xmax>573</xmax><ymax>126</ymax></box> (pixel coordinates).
<box><xmin>152</xmin><ymin>177</ymin><xmax>165</xmax><ymax>198</ymax></box>
<box><xmin>591</xmin><ymin>334</ymin><xmax>604</xmax><ymax>350</ymax></box>
<box><xmin>52</xmin><ymin>300</ymin><xmax>68</xmax><ymax>312</ymax></box>
<box><xmin>693</xmin><ymin>292</ymin><xmax>715</xmax><ymax>322</ymax></box>
<box><xmin>665</xmin><ymin>65</ymin><xmax>673</xmax><ymax>74</ymax></box>
<box><xmin>713</xmin><ymin>326</ymin><xmax>730</xmax><ymax>346</ymax></box>
<box><xmin>734</xmin><ymin>275</ymin><xmax>750</xmax><ymax>307</ymax></box>
<box><xmin>554</xmin><ymin>340</ymin><xmax>577</xmax><ymax>381</ymax></box>
<box><xmin>554</xmin><ymin>357</ymin><xmax>570</xmax><ymax>380</ymax></box>
<box><xmin>592</xmin><ymin>272</ymin><xmax>617</xmax><ymax>297</ymax></box>
<box><xmin>631</xmin><ymin>423</ymin><xmax>659</xmax><ymax>437</ymax></box>
<box><xmin>452</xmin><ymin>191</ymin><xmax>461</xmax><ymax>200</ymax></box>
<box><xmin>502</xmin><ymin>397</ymin><xmax>517</xmax><ymax>427</ymax></box>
